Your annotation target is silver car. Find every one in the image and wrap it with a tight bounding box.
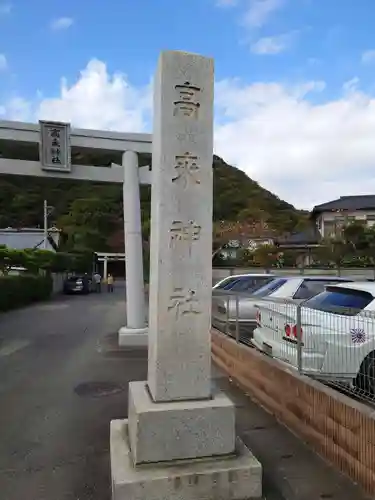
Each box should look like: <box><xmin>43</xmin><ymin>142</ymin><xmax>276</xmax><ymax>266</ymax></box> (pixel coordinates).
<box><xmin>211</xmin><ymin>275</ymin><xmax>356</xmax><ymax>343</ymax></box>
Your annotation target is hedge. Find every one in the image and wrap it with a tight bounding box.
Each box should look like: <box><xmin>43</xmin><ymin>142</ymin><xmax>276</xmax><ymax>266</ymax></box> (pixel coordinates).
<box><xmin>0</xmin><ymin>274</ymin><xmax>53</xmax><ymax>312</ymax></box>
<box><xmin>0</xmin><ymin>246</ymin><xmax>94</xmax><ymax>274</ymax></box>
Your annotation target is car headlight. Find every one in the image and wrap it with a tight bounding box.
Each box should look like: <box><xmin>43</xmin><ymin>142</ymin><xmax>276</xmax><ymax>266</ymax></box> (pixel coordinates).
<box><xmin>76</xmin><ymin>279</ymin><xmax>83</xmax><ymax>285</ymax></box>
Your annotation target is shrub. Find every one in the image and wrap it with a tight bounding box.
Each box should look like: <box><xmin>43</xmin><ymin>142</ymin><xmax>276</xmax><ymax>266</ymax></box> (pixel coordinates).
<box><xmin>0</xmin><ymin>274</ymin><xmax>53</xmax><ymax>312</ymax></box>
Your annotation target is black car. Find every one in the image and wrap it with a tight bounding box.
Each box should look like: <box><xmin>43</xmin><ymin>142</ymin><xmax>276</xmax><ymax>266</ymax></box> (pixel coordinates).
<box><xmin>63</xmin><ymin>275</ymin><xmax>93</xmax><ymax>295</ymax></box>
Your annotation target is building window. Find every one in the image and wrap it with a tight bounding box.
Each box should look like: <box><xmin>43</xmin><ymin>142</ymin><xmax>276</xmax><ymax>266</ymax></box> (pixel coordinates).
<box><xmin>323</xmin><ymin>222</ymin><xmax>335</xmax><ymax>238</ymax></box>
<box><xmin>334</xmin><ymin>217</ymin><xmax>345</xmax><ymax>222</ymax></box>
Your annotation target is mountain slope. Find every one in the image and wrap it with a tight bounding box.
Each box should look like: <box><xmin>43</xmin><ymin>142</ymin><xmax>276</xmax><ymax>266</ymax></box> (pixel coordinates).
<box><xmin>213</xmin><ymin>156</ymin><xmax>304</xmax><ymax>232</ymax></box>
<box><xmin>0</xmin><ymin>156</ymin><xmax>306</xmax><ymax>252</ymax></box>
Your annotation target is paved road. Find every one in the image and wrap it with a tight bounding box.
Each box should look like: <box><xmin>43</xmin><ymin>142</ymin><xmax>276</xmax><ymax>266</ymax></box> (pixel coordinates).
<box><xmin>0</xmin><ymin>286</ymin><xmax>370</xmax><ymax>500</ymax></box>
<box><xmin>0</xmin><ymin>284</ymin><xmax>146</xmax><ymax>500</ymax></box>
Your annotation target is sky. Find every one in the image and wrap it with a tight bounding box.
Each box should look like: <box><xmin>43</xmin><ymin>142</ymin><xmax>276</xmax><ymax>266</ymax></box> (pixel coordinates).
<box><xmin>1</xmin><ymin>0</ymin><xmax>375</xmax><ymax>209</ymax></box>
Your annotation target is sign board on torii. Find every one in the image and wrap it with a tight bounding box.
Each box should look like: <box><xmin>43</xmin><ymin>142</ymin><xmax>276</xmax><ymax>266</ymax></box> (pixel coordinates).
<box><xmin>40</xmin><ymin>119</ymin><xmax>152</xmax><ymax>183</ymax></box>
<box><xmin>39</xmin><ymin>120</ymin><xmax>71</xmax><ymax>172</ymax></box>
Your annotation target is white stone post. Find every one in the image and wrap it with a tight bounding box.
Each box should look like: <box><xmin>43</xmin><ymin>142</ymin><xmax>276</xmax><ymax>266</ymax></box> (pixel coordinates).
<box><xmin>103</xmin><ymin>256</ymin><xmax>108</xmax><ymax>281</ymax></box>
<box><xmin>110</xmin><ymin>50</ymin><xmax>262</xmax><ymax>500</ymax></box>
<box><xmin>118</xmin><ymin>150</ymin><xmax>147</xmax><ymax>345</ymax></box>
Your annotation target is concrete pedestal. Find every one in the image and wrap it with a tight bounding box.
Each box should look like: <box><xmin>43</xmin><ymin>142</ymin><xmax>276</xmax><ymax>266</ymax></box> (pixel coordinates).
<box><xmin>118</xmin><ymin>327</ymin><xmax>148</xmax><ymax>347</ymax></box>
<box><xmin>128</xmin><ymin>381</ymin><xmax>235</xmax><ymax>464</ymax></box>
<box><xmin>111</xmin><ymin>381</ymin><xmax>262</xmax><ymax>499</ymax></box>
<box><xmin>111</xmin><ymin>420</ymin><xmax>262</xmax><ymax>500</ymax></box>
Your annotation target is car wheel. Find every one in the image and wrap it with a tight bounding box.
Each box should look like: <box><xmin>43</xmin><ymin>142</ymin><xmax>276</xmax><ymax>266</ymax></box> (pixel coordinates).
<box><xmin>355</xmin><ymin>352</ymin><xmax>375</xmax><ymax>394</ymax></box>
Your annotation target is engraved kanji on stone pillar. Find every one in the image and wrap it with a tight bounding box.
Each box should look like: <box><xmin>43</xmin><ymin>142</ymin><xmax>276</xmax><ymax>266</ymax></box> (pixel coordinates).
<box><xmin>148</xmin><ymin>51</ymin><xmax>214</xmax><ymax>402</ymax></box>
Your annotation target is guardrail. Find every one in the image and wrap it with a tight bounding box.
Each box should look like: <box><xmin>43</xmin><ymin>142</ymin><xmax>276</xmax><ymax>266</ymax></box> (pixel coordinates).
<box><xmin>211</xmin><ymin>289</ymin><xmax>375</xmax><ymax>495</ymax></box>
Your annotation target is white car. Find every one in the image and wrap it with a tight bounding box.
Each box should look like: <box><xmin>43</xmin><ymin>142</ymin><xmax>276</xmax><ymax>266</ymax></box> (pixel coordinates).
<box><xmin>212</xmin><ymin>275</ymin><xmax>354</xmax><ymax>339</ymax></box>
<box><xmin>252</xmin><ymin>282</ymin><xmax>375</xmax><ymax>393</ymax></box>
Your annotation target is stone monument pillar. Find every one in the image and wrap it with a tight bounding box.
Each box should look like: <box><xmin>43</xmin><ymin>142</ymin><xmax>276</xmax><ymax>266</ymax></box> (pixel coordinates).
<box><xmin>110</xmin><ymin>50</ymin><xmax>262</xmax><ymax>500</ymax></box>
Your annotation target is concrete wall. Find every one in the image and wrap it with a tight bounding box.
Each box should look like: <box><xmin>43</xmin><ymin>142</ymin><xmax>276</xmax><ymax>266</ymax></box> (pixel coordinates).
<box><xmin>212</xmin><ymin>267</ymin><xmax>375</xmax><ymax>285</ymax></box>
<box><xmin>211</xmin><ymin>329</ymin><xmax>375</xmax><ymax>497</ymax></box>
<box><xmin>51</xmin><ymin>273</ymin><xmax>66</xmax><ymax>295</ymax></box>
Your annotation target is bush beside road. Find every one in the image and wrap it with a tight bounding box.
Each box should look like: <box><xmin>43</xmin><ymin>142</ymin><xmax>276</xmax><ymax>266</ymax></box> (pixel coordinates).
<box><xmin>0</xmin><ymin>274</ymin><xmax>52</xmax><ymax>312</ymax></box>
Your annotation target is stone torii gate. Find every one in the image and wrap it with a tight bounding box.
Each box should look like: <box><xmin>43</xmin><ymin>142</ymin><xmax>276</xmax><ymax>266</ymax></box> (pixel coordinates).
<box><xmin>95</xmin><ymin>252</ymin><xmax>126</xmax><ymax>280</ymax></box>
<box><xmin>0</xmin><ymin>120</ymin><xmax>151</xmax><ymax>345</ymax></box>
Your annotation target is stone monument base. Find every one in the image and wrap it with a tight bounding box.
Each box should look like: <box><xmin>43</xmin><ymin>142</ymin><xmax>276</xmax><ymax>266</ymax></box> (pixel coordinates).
<box><xmin>110</xmin><ymin>419</ymin><xmax>262</xmax><ymax>500</ymax></box>
<box><xmin>118</xmin><ymin>326</ymin><xmax>148</xmax><ymax>347</ymax></box>
<box><xmin>128</xmin><ymin>381</ymin><xmax>235</xmax><ymax>464</ymax></box>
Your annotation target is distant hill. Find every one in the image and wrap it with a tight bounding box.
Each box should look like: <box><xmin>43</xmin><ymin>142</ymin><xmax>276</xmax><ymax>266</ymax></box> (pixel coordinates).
<box><xmin>213</xmin><ymin>156</ymin><xmax>306</xmax><ymax>233</ymax></box>
<box><xmin>0</xmin><ymin>156</ymin><xmax>307</xmax><ymax>252</ymax></box>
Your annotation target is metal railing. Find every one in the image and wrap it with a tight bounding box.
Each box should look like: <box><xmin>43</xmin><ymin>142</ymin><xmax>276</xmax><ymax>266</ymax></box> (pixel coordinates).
<box><xmin>211</xmin><ymin>289</ymin><xmax>257</xmax><ymax>347</ymax></box>
<box><xmin>212</xmin><ymin>289</ymin><xmax>375</xmax><ymax>407</ymax></box>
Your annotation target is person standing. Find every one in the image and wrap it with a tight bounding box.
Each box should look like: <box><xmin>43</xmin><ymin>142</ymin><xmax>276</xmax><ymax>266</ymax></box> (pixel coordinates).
<box><xmin>107</xmin><ymin>273</ymin><xmax>114</xmax><ymax>293</ymax></box>
<box><xmin>93</xmin><ymin>272</ymin><xmax>102</xmax><ymax>293</ymax></box>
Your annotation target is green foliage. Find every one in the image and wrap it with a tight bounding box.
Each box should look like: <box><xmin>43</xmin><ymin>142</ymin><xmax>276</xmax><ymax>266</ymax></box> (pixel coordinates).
<box><xmin>0</xmin><ymin>246</ymin><xmax>92</xmax><ymax>274</ymax></box>
<box><xmin>279</xmin><ymin>250</ymin><xmax>299</xmax><ymax>267</ymax></box>
<box><xmin>212</xmin><ymin>251</ymin><xmax>228</xmax><ymax>267</ymax></box>
<box><xmin>343</xmin><ymin>223</ymin><xmax>375</xmax><ymax>268</ymax></box>
<box><xmin>250</xmin><ymin>244</ymin><xmax>280</xmax><ymax>269</ymax></box>
<box><xmin>213</xmin><ymin>221</ymin><xmax>375</xmax><ymax>270</ymax></box>
<box><xmin>311</xmin><ymin>223</ymin><xmax>375</xmax><ymax>271</ymax></box>
<box><xmin>0</xmin><ymin>274</ymin><xmax>52</xmax><ymax>312</ymax></box>
<box><xmin>315</xmin><ymin>238</ymin><xmax>348</xmax><ymax>270</ymax></box>
<box><xmin>212</xmin><ymin>156</ymin><xmax>306</xmax><ymax>233</ymax></box>
<box><xmin>0</xmin><ymin>156</ymin><xmax>306</xmax><ymax>256</ymax></box>
<box><xmin>343</xmin><ymin>221</ymin><xmax>368</xmax><ymax>252</ymax></box>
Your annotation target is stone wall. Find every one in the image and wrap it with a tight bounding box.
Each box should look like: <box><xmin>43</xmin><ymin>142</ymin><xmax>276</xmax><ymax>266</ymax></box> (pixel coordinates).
<box><xmin>211</xmin><ymin>328</ymin><xmax>375</xmax><ymax>496</ymax></box>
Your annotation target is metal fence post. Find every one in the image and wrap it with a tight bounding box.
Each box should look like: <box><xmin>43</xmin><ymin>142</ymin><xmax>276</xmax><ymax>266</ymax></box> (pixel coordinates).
<box><xmin>225</xmin><ymin>294</ymin><xmax>230</xmax><ymax>337</ymax></box>
<box><xmin>296</xmin><ymin>303</ymin><xmax>303</xmax><ymax>373</ymax></box>
<box><xmin>235</xmin><ymin>293</ymin><xmax>240</xmax><ymax>343</ymax></box>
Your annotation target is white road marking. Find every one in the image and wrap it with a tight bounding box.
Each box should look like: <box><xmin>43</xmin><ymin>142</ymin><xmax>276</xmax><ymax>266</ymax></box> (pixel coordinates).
<box><xmin>0</xmin><ymin>340</ymin><xmax>31</xmax><ymax>357</ymax></box>
<box><xmin>34</xmin><ymin>303</ymin><xmax>69</xmax><ymax>311</ymax></box>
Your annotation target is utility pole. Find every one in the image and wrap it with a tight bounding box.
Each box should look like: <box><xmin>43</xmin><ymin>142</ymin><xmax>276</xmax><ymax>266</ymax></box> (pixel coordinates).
<box><xmin>43</xmin><ymin>200</ymin><xmax>48</xmax><ymax>249</ymax></box>
<box><xmin>43</xmin><ymin>200</ymin><xmax>54</xmax><ymax>250</ymax></box>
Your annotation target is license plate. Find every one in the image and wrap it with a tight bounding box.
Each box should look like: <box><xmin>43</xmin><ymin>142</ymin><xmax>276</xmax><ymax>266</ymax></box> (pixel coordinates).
<box><xmin>263</xmin><ymin>343</ymin><xmax>272</xmax><ymax>356</ymax></box>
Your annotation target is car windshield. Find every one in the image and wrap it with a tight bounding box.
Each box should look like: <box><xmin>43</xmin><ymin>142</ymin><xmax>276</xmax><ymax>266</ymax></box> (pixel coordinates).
<box><xmin>226</xmin><ymin>276</ymin><xmax>274</xmax><ymax>292</ymax></box>
<box><xmin>215</xmin><ymin>277</ymin><xmax>237</xmax><ymax>289</ymax></box>
<box><xmin>303</xmin><ymin>286</ymin><xmax>374</xmax><ymax>316</ymax></box>
<box><xmin>250</xmin><ymin>278</ymin><xmax>287</xmax><ymax>297</ymax></box>
<box><xmin>221</xmin><ymin>278</ymin><xmax>242</xmax><ymax>290</ymax></box>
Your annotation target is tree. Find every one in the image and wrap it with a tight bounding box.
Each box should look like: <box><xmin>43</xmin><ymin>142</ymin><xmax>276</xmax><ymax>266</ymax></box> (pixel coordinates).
<box><xmin>363</xmin><ymin>227</ymin><xmax>375</xmax><ymax>277</ymax></box>
<box><xmin>57</xmin><ymin>197</ymin><xmax>117</xmax><ymax>252</ymax></box>
<box><xmin>212</xmin><ymin>219</ymin><xmax>275</xmax><ymax>260</ymax></box>
<box><xmin>212</xmin><ymin>221</ymin><xmax>242</xmax><ymax>259</ymax></box>
<box><xmin>251</xmin><ymin>243</ymin><xmax>279</xmax><ymax>271</ymax></box>
<box><xmin>316</xmin><ymin>237</ymin><xmax>348</xmax><ymax>274</ymax></box>
<box><xmin>343</xmin><ymin>221</ymin><xmax>368</xmax><ymax>253</ymax></box>
<box><xmin>0</xmin><ymin>245</ymin><xmax>89</xmax><ymax>275</ymax></box>
<box><xmin>341</xmin><ymin>222</ymin><xmax>375</xmax><ymax>272</ymax></box>
<box><xmin>0</xmin><ymin>245</ymin><xmax>10</xmax><ymax>274</ymax></box>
